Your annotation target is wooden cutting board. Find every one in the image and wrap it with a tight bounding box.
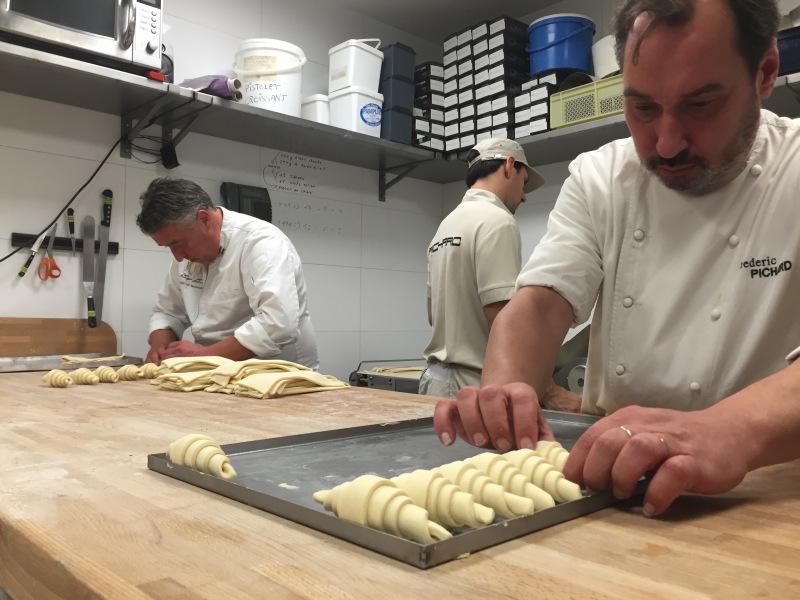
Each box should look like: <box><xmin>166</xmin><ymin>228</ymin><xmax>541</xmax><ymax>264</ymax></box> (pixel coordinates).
<box><xmin>0</xmin><ymin>317</ymin><xmax>117</xmax><ymax>357</ymax></box>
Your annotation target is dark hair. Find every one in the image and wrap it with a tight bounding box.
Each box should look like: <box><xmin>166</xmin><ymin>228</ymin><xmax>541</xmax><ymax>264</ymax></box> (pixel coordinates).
<box><xmin>465</xmin><ymin>153</ymin><xmax>524</xmax><ymax>189</ymax></box>
<box><xmin>613</xmin><ymin>0</ymin><xmax>780</xmax><ymax>76</ymax></box>
<box><xmin>136</xmin><ymin>177</ymin><xmax>215</xmax><ymax>235</ymax></box>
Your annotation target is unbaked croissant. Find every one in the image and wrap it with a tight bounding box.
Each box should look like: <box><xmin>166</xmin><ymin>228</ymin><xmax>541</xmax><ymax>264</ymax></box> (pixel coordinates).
<box><xmin>139</xmin><ymin>363</ymin><xmax>159</xmax><ymax>379</ymax></box>
<box><xmin>467</xmin><ymin>453</ymin><xmax>555</xmax><ymax>510</ymax></box>
<box><xmin>391</xmin><ymin>469</ymin><xmax>495</xmax><ymax>529</ymax></box>
<box><xmin>434</xmin><ymin>460</ymin><xmax>534</xmax><ymax>518</ymax></box>
<box><xmin>534</xmin><ymin>440</ymin><xmax>570</xmax><ymax>472</ymax></box>
<box><xmin>71</xmin><ymin>367</ymin><xmax>100</xmax><ymax>385</ymax></box>
<box><xmin>313</xmin><ymin>474</ymin><xmax>452</xmax><ymax>544</ymax></box>
<box><xmin>94</xmin><ymin>365</ymin><xmax>119</xmax><ymax>383</ymax></box>
<box><xmin>42</xmin><ymin>369</ymin><xmax>72</xmax><ymax>388</ymax></box>
<box><xmin>504</xmin><ymin>449</ymin><xmax>583</xmax><ymax>503</ymax></box>
<box><xmin>117</xmin><ymin>364</ymin><xmax>143</xmax><ymax>381</ymax></box>
<box><xmin>167</xmin><ymin>433</ymin><xmax>237</xmax><ymax>480</ymax></box>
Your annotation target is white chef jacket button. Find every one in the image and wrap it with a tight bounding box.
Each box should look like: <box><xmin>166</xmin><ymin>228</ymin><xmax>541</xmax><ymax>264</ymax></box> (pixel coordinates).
<box><xmin>623</xmin><ymin>297</ymin><xmax>633</xmax><ymax>308</ymax></box>
<box><xmin>728</xmin><ymin>235</ymin><xmax>739</xmax><ymax>247</ymax></box>
<box><xmin>633</xmin><ymin>229</ymin><xmax>645</xmax><ymax>241</ymax></box>
<box><xmin>711</xmin><ymin>308</ymin><xmax>721</xmax><ymax>321</ymax></box>
<box><xmin>690</xmin><ymin>382</ymin><xmax>701</xmax><ymax>392</ymax></box>
<box><xmin>615</xmin><ymin>364</ymin><xmax>626</xmax><ymax>376</ymax></box>
<box><xmin>750</xmin><ymin>164</ymin><xmax>763</xmax><ymax>176</ymax></box>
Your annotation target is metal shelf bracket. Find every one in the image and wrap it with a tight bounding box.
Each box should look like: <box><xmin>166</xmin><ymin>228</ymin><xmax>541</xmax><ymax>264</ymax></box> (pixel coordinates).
<box><xmin>378</xmin><ymin>155</ymin><xmax>438</xmax><ymax>202</ymax></box>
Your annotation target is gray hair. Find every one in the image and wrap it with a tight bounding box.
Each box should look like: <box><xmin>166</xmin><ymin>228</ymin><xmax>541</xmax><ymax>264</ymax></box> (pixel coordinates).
<box><xmin>136</xmin><ymin>177</ymin><xmax>215</xmax><ymax>235</ymax></box>
<box><xmin>613</xmin><ymin>0</ymin><xmax>780</xmax><ymax>76</ymax></box>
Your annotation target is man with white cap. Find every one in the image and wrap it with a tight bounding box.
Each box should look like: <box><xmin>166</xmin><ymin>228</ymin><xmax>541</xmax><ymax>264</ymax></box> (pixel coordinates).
<box><xmin>419</xmin><ymin>138</ymin><xmax>546</xmax><ymax>398</ymax></box>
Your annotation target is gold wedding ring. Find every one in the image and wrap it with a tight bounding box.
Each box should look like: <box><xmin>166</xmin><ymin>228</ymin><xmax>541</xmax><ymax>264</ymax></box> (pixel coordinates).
<box><xmin>659</xmin><ymin>436</ymin><xmax>670</xmax><ymax>456</ymax></box>
<box><xmin>619</xmin><ymin>425</ymin><xmax>633</xmax><ymax>438</ymax></box>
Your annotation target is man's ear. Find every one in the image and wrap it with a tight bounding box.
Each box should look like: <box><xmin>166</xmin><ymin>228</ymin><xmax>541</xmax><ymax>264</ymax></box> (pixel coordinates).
<box><xmin>505</xmin><ymin>156</ymin><xmax>516</xmax><ymax>179</ymax></box>
<box><xmin>756</xmin><ymin>40</ymin><xmax>779</xmax><ymax>99</ymax></box>
<box><xmin>196</xmin><ymin>208</ymin><xmax>212</xmax><ymax>227</ymax></box>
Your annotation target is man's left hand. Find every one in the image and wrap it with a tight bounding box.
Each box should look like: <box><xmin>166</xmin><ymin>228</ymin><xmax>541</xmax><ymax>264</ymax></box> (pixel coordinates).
<box><xmin>563</xmin><ymin>405</ymin><xmax>749</xmax><ymax>517</ymax></box>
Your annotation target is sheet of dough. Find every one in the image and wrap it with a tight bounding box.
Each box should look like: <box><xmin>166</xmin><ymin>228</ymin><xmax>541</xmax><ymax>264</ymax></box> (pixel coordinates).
<box><xmin>234</xmin><ymin>371</ymin><xmax>348</xmax><ymax>398</ymax></box>
<box><xmin>61</xmin><ymin>354</ymin><xmax>126</xmax><ymax>364</ymax></box>
<box><xmin>154</xmin><ymin>369</ymin><xmax>215</xmax><ymax>392</ymax></box>
<box><xmin>207</xmin><ymin>358</ymin><xmax>311</xmax><ymax>390</ymax></box>
<box><xmin>158</xmin><ymin>356</ymin><xmax>236</xmax><ymax>374</ymax></box>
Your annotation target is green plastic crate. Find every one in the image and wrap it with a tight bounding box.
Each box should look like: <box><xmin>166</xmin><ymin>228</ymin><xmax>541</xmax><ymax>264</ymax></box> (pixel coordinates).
<box><xmin>549</xmin><ymin>74</ymin><xmax>624</xmax><ymax>129</ymax></box>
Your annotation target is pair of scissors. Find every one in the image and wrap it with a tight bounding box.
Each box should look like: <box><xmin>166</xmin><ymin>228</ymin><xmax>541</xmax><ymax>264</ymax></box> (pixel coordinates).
<box><xmin>37</xmin><ymin>224</ymin><xmax>61</xmax><ymax>281</ymax></box>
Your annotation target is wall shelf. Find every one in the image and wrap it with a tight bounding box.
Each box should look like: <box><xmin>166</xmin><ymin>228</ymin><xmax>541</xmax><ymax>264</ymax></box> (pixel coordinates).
<box><xmin>2</xmin><ymin>41</ymin><xmax>799</xmax><ymax>189</ymax></box>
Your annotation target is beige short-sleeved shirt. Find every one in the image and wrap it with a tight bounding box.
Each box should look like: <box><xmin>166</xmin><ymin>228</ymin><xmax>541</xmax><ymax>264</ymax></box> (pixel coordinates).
<box><xmin>518</xmin><ymin>110</ymin><xmax>800</xmax><ymax>415</ymax></box>
<box><xmin>425</xmin><ymin>189</ymin><xmax>521</xmax><ymax>371</ymax></box>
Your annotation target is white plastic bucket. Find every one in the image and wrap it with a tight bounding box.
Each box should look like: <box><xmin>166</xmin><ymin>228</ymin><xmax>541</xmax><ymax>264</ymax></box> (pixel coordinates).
<box><xmin>301</xmin><ymin>94</ymin><xmax>330</xmax><ymax>125</ymax></box>
<box><xmin>329</xmin><ymin>86</ymin><xmax>383</xmax><ymax>137</ymax></box>
<box><xmin>234</xmin><ymin>39</ymin><xmax>307</xmax><ymax>117</ymax></box>
<box><xmin>592</xmin><ymin>34</ymin><xmax>620</xmax><ymax>78</ymax></box>
<box><xmin>328</xmin><ymin>39</ymin><xmax>383</xmax><ymax>94</ymax></box>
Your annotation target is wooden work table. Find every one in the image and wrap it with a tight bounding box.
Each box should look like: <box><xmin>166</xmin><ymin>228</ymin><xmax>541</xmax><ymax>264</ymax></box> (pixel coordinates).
<box><xmin>1</xmin><ymin>371</ymin><xmax>799</xmax><ymax>599</ymax></box>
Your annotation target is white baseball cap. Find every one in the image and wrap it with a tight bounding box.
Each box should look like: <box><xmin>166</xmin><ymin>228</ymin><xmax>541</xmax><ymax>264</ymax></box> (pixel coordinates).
<box><xmin>467</xmin><ymin>138</ymin><xmax>545</xmax><ymax>193</ymax></box>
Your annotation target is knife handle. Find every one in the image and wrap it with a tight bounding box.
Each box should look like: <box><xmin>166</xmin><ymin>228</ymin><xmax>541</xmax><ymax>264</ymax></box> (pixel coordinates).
<box><xmin>87</xmin><ymin>296</ymin><xmax>97</xmax><ymax>328</ymax></box>
<box><xmin>18</xmin><ymin>252</ymin><xmax>35</xmax><ymax>277</ymax></box>
<box><xmin>101</xmin><ymin>190</ymin><xmax>113</xmax><ymax>227</ymax></box>
<box><xmin>67</xmin><ymin>208</ymin><xmax>75</xmax><ymax>234</ymax></box>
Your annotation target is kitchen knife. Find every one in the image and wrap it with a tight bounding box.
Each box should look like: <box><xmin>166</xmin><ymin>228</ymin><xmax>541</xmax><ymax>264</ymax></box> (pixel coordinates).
<box><xmin>81</xmin><ymin>215</ymin><xmax>97</xmax><ymax>328</ymax></box>
<box><xmin>66</xmin><ymin>208</ymin><xmax>76</xmax><ymax>255</ymax></box>
<box><xmin>94</xmin><ymin>189</ymin><xmax>113</xmax><ymax>324</ymax></box>
<box><xmin>17</xmin><ymin>229</ymin><xmax>48</xmax><ymax>277</ymax></box>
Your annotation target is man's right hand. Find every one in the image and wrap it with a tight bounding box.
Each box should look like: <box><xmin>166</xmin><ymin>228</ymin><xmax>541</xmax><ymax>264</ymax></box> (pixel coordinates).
<box><xmin>433</xmin><ymin>382</ymin><xmax>556</xmax><ymax>452</ymax></box>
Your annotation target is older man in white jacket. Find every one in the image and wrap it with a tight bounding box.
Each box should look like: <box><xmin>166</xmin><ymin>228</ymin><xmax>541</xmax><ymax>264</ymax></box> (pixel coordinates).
<box><xmin>137</xmin><ymin>177</ymin><xmax>318</xmax><ymax>369</ymax></box>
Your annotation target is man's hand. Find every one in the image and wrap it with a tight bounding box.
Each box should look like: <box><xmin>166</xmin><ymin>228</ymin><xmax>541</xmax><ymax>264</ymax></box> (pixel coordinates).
<box><xmin>433</xmin><ymin>382</ymin><xmax>556</xmax><ymax>452</ymax></box>
<box><xmin>158</xmin><ymin>341</ymin><xmax>211</xmax><ymax>360</ymax></box>
<box><xmin>563</xmin><ymin>405</ymin><xmax>748</xmax><ymax>517</ymax></box>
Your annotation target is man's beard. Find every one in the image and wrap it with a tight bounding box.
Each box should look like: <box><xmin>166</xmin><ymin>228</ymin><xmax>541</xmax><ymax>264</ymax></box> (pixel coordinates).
<box><xmin>644</xmin><ymin>99</ymin><xmax>761</xmax><ymax>196</ymax></box>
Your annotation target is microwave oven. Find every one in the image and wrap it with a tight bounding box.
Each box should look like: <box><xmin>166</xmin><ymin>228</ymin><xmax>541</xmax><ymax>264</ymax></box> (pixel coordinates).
<box><xmin>0</xmin><ymin>0</ymin><xmax>163</xmax><ymax>73</ymax></box>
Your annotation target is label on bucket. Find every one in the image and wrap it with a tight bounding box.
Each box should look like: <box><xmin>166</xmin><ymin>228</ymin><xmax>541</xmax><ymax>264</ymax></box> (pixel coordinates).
<box><xmin>360</xmin><ymin>103</ymin><xmax>382</xmax><ymax>127</ymax></box>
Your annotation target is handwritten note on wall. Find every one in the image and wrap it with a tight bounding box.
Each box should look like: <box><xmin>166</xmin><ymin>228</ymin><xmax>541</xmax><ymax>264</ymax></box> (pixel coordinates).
<box><xmin>263</xmin><ymin>151</ymin><xmax>327</xmax><ymax>196</ymax></box>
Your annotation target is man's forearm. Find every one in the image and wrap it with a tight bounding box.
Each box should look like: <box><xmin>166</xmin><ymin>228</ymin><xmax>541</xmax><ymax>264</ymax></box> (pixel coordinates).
<box><xmin>713</xmin><ymin>358</ymin><xmax>800</xmax><ymax>472</ymax></box>
<box><xmin>205</xmin><ymin>336</ymin><xmax>257</xmax><ymax>361</ymax></box>
<box><xmin>482</xmin><ymin>285</ymin><xmax>574</xmax><ymax>398</ymax></box>
<box><xmin>148</xmin><ymin>328</ymin><xmax>177</xmax><ymax>348</ymax></box>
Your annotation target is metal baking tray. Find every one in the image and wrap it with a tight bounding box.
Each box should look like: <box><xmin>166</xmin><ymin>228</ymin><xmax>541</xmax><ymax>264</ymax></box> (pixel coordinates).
<box><xmin>0</xmin><ymin>353</ymin><xmax>142</xmax><ymax>373</ymax></box>
<box><xmin>148</xmin><ymin>411</ymin><xmax>643</xmax><ymax>569</ymax></box>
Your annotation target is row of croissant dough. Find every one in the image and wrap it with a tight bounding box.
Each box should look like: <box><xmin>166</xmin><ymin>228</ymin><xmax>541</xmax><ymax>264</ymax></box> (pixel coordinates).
<box><xmin>41</xmin><ymin>363</ymin><xmax>159</xmax><ymax>387</ymax></box>
<box><xmin>313</xmin><ymin>441</ymin><xmax>583</xmax><ymax>543</ymax></box>
<box><xmin>164</xmin><ymin>433</ymin><xmax>581</xmax><ymax>544</ymax></box>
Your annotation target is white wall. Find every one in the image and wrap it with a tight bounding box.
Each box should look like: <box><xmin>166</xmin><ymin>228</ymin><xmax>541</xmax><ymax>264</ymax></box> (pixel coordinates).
<box><xmin>0</xmin><ymin>0</ymin><xmax>445</xmax><ymax>382</ymax></box>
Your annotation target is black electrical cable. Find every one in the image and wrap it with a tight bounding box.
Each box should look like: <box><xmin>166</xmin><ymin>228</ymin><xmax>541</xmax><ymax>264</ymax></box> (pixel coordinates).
<box><xmin>0</xmin><ymin>135</ymin><xmax>122</xmax><ymax>264</ymax></box>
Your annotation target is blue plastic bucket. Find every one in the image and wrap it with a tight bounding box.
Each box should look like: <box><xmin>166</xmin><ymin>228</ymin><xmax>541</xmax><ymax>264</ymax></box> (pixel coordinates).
<box><xmin>527</xmin><ymin>14</ymin><xmax>596</xmax><ymax>77</ymax></box>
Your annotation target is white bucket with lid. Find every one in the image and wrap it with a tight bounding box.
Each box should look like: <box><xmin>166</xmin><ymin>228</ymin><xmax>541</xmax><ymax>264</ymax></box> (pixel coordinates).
<box><xmin>301</xmin><ymin>94</ymin><xmax>330</xmax><ymax>125</ymax></box>
<box><xmin>328</xmin><ymin>39</ymin><xmax>384</xmax><ymax>94</ymax></box>
<box><xmin>234</xmin><ymin>39</ymin><xmax>307</xmax><ymax>117</ymax></box>
<box><xmin>329</xmin><ymin>86</ymin><xmax>383</xmax><ymax>137</ymax></box>
<box><xmin>592</xmin><ymin>34</ymin><xmax>620</xmax><ymax>78</ymax></box>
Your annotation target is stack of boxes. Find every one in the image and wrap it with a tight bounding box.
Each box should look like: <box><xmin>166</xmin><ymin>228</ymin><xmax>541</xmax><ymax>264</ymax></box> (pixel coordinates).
<box><xmin>413</xmin><ymin>61</ymin><xmax>445</xmax><ymax>151</ymax></box>
<box><xmin>378</xmin><ymin>42</ymin><xmax>417</xmax><ymax>145</ymax></box>
<box><xmin>512</xmin><ymin>74</ymin><xmax>561</xmax><ymax>138</ymax></box>
<box><xmin>440</xmin><ymin>16</ymin><xmax>531</xmax><ymax>153</ymax></box>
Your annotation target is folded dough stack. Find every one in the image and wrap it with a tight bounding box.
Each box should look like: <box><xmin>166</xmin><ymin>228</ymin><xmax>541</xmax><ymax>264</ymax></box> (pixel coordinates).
<box><xmin>234</xmin><ymin>370</ymin><xmax>348</xmax><ymax>399</ymax></box>
<box><xmin>157</xmin><ymin>356</ymin><xmax>236</xmax><ymax>376</ymax></box>
<box><xmin>368</xmin><ymin>366</ymin><xmax>424</xmax><ymax>378</ymax></box>
<box><xmin>205</xmin><ymin>359</ymin><xmax>312</xmax><ymax>393</ymax></box>
<box><xmin>154</xmin><ymin>369</ymin><xmax>216</xmax><ymax>392</ymax></box>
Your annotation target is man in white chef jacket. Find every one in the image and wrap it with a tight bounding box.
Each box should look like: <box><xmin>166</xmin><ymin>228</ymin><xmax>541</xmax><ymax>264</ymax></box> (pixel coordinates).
<box><xmin>434</xmin><ymin>0</ymin><xmax>800</xmax><ymax>516</ymax></box>
<box><xmin>137</xmin><ymin>177</ymin><xmax>319</xmax><ymax>369</ymax></box>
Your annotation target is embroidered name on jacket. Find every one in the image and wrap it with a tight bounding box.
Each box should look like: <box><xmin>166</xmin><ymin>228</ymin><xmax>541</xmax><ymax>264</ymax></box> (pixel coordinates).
<box><xmin>429</xmin><ymin>236</ymin><xmax>462</xmax><ymax>254</ymax></box>
<box><xmin>179</xmin><ymin>262</ymin><xmax>205</xmax><ymax>289</ymax></box>
<box><xmin>740</xmin><ymin>256</ymin><xmax>793</xmax><ymax>279</ymax></box>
